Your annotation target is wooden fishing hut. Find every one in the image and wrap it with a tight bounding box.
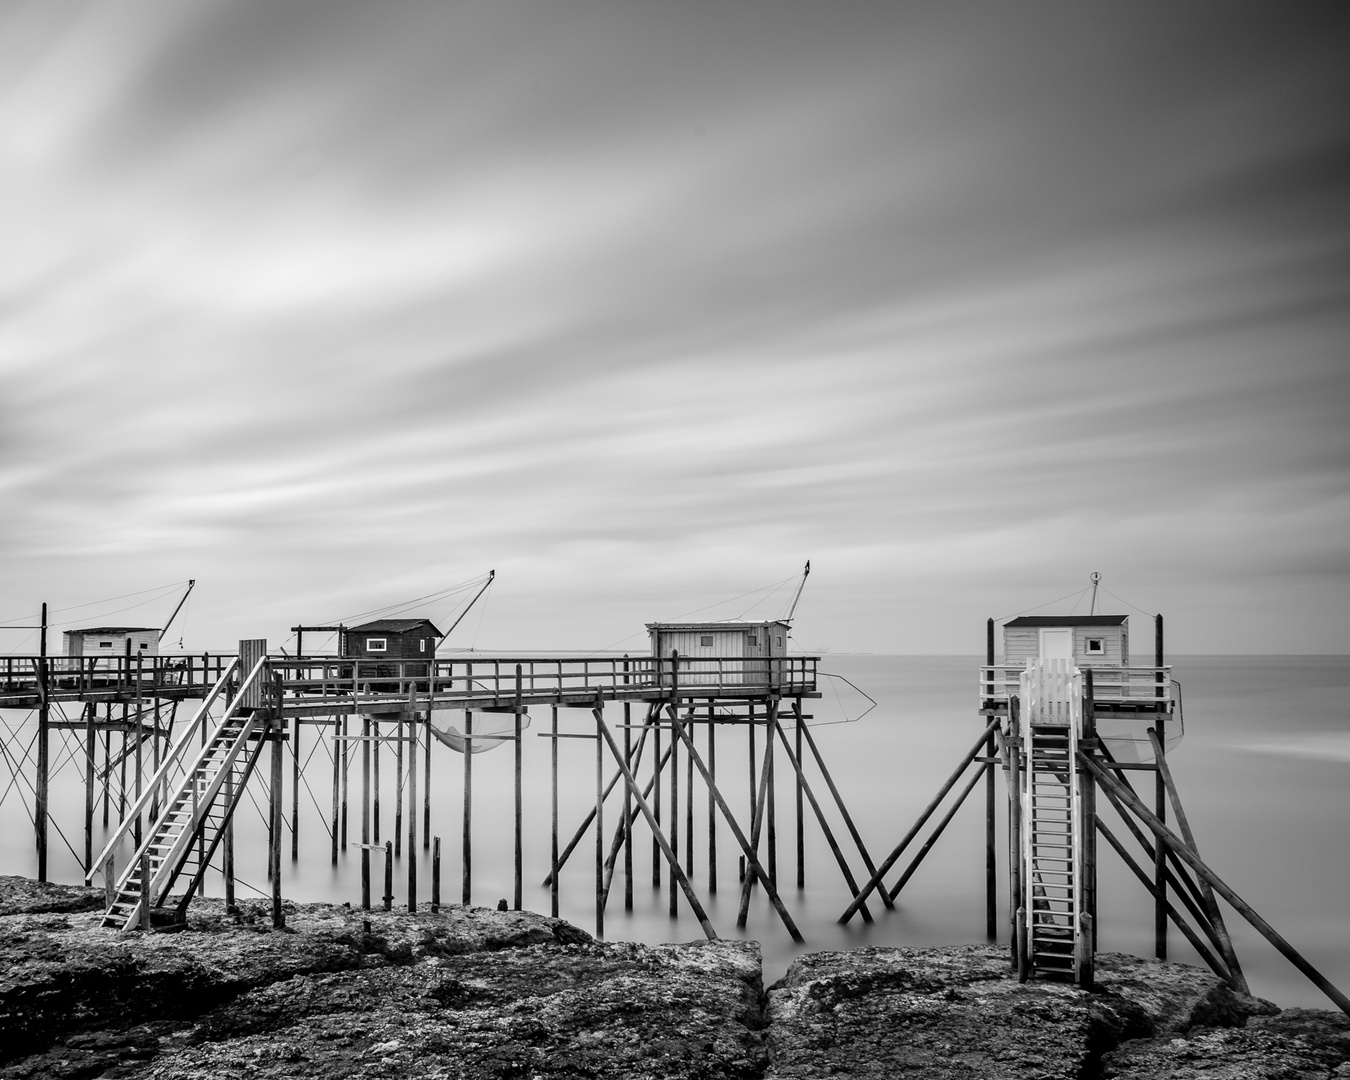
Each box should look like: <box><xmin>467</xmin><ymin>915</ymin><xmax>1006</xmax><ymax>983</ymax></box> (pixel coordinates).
<box><xmin>646</xmin><ymin>620</ymin><xmax>790</xmax><ymax>686</ymax></box>
<box><xmin>63</xmin><ymin>627</ymin><xmax>161</xmax><ymax>657</ymax></box>
<box><xmin>342</xmin><ymin>619</ymin><xmax>442</xmax><ymax>661</ymax></box>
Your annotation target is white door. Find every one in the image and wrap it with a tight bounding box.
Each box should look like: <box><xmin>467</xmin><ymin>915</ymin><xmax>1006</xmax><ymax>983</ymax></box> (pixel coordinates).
<box><xmin>1039</xmin><ymin>628</ymin><xmax>1073</xmax><ymax>660</ymax></box>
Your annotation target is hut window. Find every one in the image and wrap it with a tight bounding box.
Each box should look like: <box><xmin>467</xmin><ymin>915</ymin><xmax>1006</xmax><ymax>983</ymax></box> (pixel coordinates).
<box><xmin>138</xmin><ymin>641</ymin><xmax>149</xmax><ymax>649</ymax></box>
<box><xmin>99</xmin><ymin>641</ymin><xmax>112</xmax><ymax>648</ymax></box>
<box><xmin>777</xmin><ymin>636</ymin><xmax>783</xmax><ymax>647</ymax></box>
<box><xmin>700</xmin><ymin>636</ymin><xmax>714</xmax><ymax>647</ymax></box>
<box><xmin>366</xmin><ymin>638</ymin><xmax>387</xmax><ymax>653</ymax></box>
<box><xmin>419</xmin><ymin>639</ymin><xmax>427</xmax><ymax>653</ymax></box>
<box><xmin>1086</xmin><ymin>638</ymin><xmax>1104</xmax><ymax>654</ymax></box>
<box><xmin>747</xmin><ymin>635</ymin><xmax>758</xmax><ymax>646</ymax></box>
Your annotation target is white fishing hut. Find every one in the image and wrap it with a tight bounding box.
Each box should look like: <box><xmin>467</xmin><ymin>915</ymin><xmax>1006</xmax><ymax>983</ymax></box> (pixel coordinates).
<box><xmin>1001</xmin><ymin>615</ymin><xmax>1129</xmax><ymax>667</ymax></box>
<box><xmin>647</xmin><ymin>619</ymin><xmax>790</xmax><ymax>686</ymax></box>
<box><xmin>63</xmin><ymin>627</ymin><xmax>160</xmax><ymax>657</ymax></box>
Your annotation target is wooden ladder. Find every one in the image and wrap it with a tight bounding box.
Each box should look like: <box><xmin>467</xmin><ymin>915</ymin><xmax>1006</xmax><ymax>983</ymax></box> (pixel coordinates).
<box><xmin>1017</xmin><ymin>659</ymin><xmax>1089</xmax><ymax>984</ymax></box>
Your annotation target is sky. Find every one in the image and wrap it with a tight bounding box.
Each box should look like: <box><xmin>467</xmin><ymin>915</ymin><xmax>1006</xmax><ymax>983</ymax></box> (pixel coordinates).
<box><xmin>2</xmin><ymin>1</ymin><xmax>1348</xmax><ymax>655</ymax></box>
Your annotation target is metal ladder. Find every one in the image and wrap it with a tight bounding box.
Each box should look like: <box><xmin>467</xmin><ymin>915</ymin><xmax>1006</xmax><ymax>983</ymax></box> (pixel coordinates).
<box><xmin>1017</xmin><ymin>660</ymin><xmax>1089</xmax><ymax>983</ymax></box>
<box><xmin>90</xmin><ymin>657</ymin><xmax>272</xmax><ymax>931</ymax></box>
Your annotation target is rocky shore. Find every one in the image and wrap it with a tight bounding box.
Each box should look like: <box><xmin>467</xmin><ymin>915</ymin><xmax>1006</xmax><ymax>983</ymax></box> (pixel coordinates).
<box><xmin>2</xmin><ymin>875</ymin><xmax>1347</xmax><ymax>1079</ymax></box>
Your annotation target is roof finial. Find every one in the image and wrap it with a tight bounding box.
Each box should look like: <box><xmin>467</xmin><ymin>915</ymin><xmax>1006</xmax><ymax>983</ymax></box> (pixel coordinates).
<box><xmin>1089</xmin><ymin>571</ymin><xmax>1101</xmax><ymax>616</ymax></box>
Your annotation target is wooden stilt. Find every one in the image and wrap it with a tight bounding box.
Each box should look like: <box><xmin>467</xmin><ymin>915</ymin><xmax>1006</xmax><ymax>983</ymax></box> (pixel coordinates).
<box><xmin>362</xmin><ymin>714</ymin><xmax>371</xmax><ymax>910</ymax></box>
<box><xmin>270</xmin><ymin>713</ymin><xmax>284</xmax><ymax>929</ymax></box>
<box><xmin>118</xmin><ymin>708</ymin><xmax>128</xmax><ymax>823</ymax></box>
<box><xmin>1081</xmin><ymin>753</ymin><xmax>1350</xmax><ymax>1016</ymax></box>
<box><xmin>102</xmin><ymin>715</ymin><xmax>111</xmax><ymax>828</ymax></box>
<box><xmin>1154</xmin><ymin>614</ymin><xmax>1167</xmax><ymax>960</ymax></box>
<box><xmin>291</xmin><ymin>716</ymin><xmax>300</xmax><ymax>860</ymax></box>
<box><xmin>394</xmin><ymin>714</ymin><xmax>404</xmax><ymax>857</ymax></box>
<box><xmin>888</xmin><ymin>764</ymin><xmax>984</xmax><ymax>900</ymax></box>
<box><xmin>462</xmin><ymin>710</ymin><xmax>472</xmax><ymax>905</ymax></box>
<box><xmin>737</xmin><ymin>720</ymin><xmax>775</xmax><ymax>927</ymax></box>
<box><xmin>596</xmin><ymin>707</ymin><xmax>605</xmax><ymax>939</ymax></box>
<box><xmin>798</xmin><ymin>712</ymin><xmax>892</xmax><ymax>910</ymax></box>
<box><xmin>771</xmin><ymin>714</ymin><xmax>872</xmax><ymax>922</ymax></box>
<box><xmin>1147</xmin><ymin>726</ymin><xmax>1248</xmax><ymax>992</ymax></box>
<box><xmin>623</xmin><ymin>702</ymin><xmax>633</xmax><ymax>911</ymax></box>
<box><xmin>985</xmin><ymin>727</ymin><xmax>997</xmax><ymax>939</ymax></box>
<box><xmin>35</xmin><ymin>606</ymin><xmax>49</xmax><ymax>882</ymax></box>
<box><xmin>766</xmin><ymin>703</ymin><xmax>778</xmax><ymax>888</ymax></box>
<box><xmin>431</xmin><ymin>835</ymin><xmax>441</xmax><ymax>913</ymax></box>
<box><xmin>708</xmin><ymin>710</ymin><xmax>718</xmax><ymax>895</ymax></box>
<box><xmin>652</xmin><ymin>717</ymin><xmax>662</xmax><ymax>888</ymax></box>
<box><xmin>83</xmin><ymin>702</ymin><xmax>95</xmax><ymax>874</ymax></box>
<box><xmin>551</xmin><ymin>705</ymin><xmax>559</xmax><ymax>918</ymax></box>
<box><xmin>600</xmin><ymin>739</ymin><xmax>670</xmax><ymax>909</ymax></box>
<box><xmin>408</xmin><ymin>703</ymin><xmax>417</xmax><ymax>912</ymax></box>
<box><xmin>223</xmin><ymin>761</ymin><xmax>235</xmax><ymax>913</ymax></box>
<box><xmin>839</xmin><ymin>719</ymin><xmax>1000</xmax><ymax>924</ymax></box>
<box><xmin>423</xmin><ymin>714</ymin><xmax>431</xmax><ymax>850</ymax></box>
<box><xmin>341</xmin><ymin>714</ymin><xmax>349</xmax><ymax>851</ymax></box>
<box><xmin>372</xmin><ymin>717</ymin><xmax>381</xmax><ymax>844</ymax></box>
<box><xmin>593</xmin><ymin>709</ymin><xmax>717</xmax><ymax>940</ymax></box>
<box><xmin>795</xmin><ymin>712</ymin><xmax>804</xmax><ymax>890</ymax></box>
<box><xmin>685</xmin><ymin>712</ymin><xmax>694</xmax><ymax>879</ymax></box>
<box><xmin>384</xmin><ymin>840</ymin><xmax>393</xmax><ymax>911</ymax></box>
<box><xmin>330</xmin><ymin>717</ymin><xmax>340</xmax><ymax>865</ymax></box>
<box><xmin>133</xmin><ymin>648</ymin><xmax>143</xmax><ymax>853</ymax></box>
<box><xmin>670</xmin><ymin>709</ymin><xmax>803</xmax><ymax>943</ymax></box>
<box><xmin>1008</xmin><ymin>699</ymin><xmax>1025</xmax><ymax>976</ymax></box>
<box><xmin>514</xmin><ymin>665</ymin><xmax>523</xmax><ymax>910</ymax></box>
<box><xmin>669</xmin><ymin>702</ymin><xmax>679</xmax><ymax>917</ymax></box>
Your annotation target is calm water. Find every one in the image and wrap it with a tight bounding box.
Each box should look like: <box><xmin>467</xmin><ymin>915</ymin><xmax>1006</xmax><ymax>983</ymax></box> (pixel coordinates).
<box><xmin>5</xmin><ymin>654</ymin><xmax>1347</xmax><ymax>1009</ymax></box>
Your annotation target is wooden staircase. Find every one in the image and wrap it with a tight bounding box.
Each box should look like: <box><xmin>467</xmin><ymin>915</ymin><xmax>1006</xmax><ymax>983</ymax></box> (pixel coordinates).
<box><xmin>89</xmin><ymin>656</ymin><xmax>273</xmax><ymax>931</ymax></box>
<box><xmin>1016</xmin><ymin>660</ymin><xmax>1090</xmax><ymax>984</ymax></box>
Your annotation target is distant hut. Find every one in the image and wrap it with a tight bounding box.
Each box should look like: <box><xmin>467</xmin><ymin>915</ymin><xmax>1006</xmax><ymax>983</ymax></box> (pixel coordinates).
<box><xmin>1001</xmin><ymin>615</ymin><xmax>1129</xmax><ymax>668</ymax></box>
<box><xmin>63</xmin><ymin>627</ymin><xmax>160</xmax><ymax>658</ymax></box>
<box><xmin>341</xmin><ymin>618</ymin><xmax>442</xmax><ymax>661</ymax></box>
<box><xmin>646</xmin><ymin>619</ymin><xmax>790</xmax><ymax>687</ymax></box>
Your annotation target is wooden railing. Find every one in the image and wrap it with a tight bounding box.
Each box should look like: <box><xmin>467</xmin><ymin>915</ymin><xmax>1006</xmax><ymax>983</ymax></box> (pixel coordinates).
<box><xmin>0</xmin><ymin>653</ymin><xmax>231</xmax><ymax>697</ymax></box>
<box><xmin>980</xmin><ymin>665</ymin><xmax>1174</xmax><ymax>708</ymax></box>
<box><xmin>272</xmin><ymin>653</ymin><xmax>819</xmax><ymax>705</ymax></box>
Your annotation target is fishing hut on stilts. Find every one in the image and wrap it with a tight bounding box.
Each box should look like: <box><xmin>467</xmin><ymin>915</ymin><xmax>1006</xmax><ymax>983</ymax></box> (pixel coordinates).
<box><xmin>837</xmin><ymin>574</ymin><xmax>1350</xmax><ymax>1016</ymax></box>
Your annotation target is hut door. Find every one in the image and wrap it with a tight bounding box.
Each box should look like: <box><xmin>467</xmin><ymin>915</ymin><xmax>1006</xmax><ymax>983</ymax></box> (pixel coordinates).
<box><xmin>1039</xmin><ymin>628</ymin><xmax>1073</xmax><ymax>661</ymax></box>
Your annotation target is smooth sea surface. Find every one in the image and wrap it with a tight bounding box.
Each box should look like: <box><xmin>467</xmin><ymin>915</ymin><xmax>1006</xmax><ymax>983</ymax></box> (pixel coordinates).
<box><xmin>4</xmin><ymin>654</ymin><xmax>1347</xmax><ymax>1009</ymax></box>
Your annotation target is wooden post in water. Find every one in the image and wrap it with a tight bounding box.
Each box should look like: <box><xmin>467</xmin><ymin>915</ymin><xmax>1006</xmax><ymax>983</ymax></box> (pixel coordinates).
<box><xmin>102</xmin><ymin>711</ymin><xmax>111</xmax><ymax>827</ymax></box>
<box><xmin>35</xmin><ymin>604</ymin><xmax>49</xmax><ymax>881</ymax></box>
<box><xmin>1008</xmin><ymin>697</ymin><xmax>1025</xmax><ymax>976</ymax></box>
<box><xmin>596</xmin><ymin>707</ymin><xmax>605</xmax><ymax>939</ymax></box>
<box><xmin>330</xmin><ymin>717</ymin><xmax>340</xmax><ymax>865</ymax></box>
<box><xmin>133</xmin><ymin>643</ymin><xmax>143</xmax><ymax>853</ymax></box>
<box><xmin>623</xmin><ymin>701</ymin><xmax>633</xmax><ymax>911</ymax></box>
<box><xmin>341</xmin><ymin>715</ymin><xmax>349</xmax><ymax>852</ymax></box>
<box><xmin>462</xmin><ymin>710</ymin><xmax>473</xmax><ymax>905</ymax></box>
<box><xmin>514</xmin><ymin>664</ymin><xmax>523</xmax><ymax>910</ymax></box>
<box><xmin>394</xmin><ymin>713</ymin><xmax>404</xmax><ymax>857</ymax></box>
<box><xmin>407</xmin><ymin>698</ymin><xmax>417</xmax><ymax>913</ymax></box>
<box><xmin>431</xmin><ymin>835</ymin><xmax>441</xmax><ymax>913</ymax></box>
<box><xmin>223</xmin><ymin>679</ymin><xmax>236</xmax><ymax>912</ymax></box>
<box><xmin>384</xmin><ymin>840</ymin><xmax>393</xmax><ymax>911</ymax></box>
<box><xmin>291</xmin><ymin>716</ymin><xmax>301</xmax><ymax>860</ymax></box>
<box><xmin>985</xmin><ymin>617</ymin><xmax>997</xmax><ymax>939</ymax></box>
<box><xmin>1154</xmin><ymin>613</ymin><xmax>1167</xmax><ymax>960</ymax></box>
<box><xmin>372</xmin><ymin>710</ymin><xmax>380</xmax><ymax>844</ymax></box>
<box><xmin>269</xmin><ymin>682</ymin><xmax>285</xmax><ymax>929</ymax></box>
<box><xmin>84</xmin><ymin>702</ymin><xmax>96</xmax><ymax>874</ymax></box>
<box><xmin>795</xmin><ymin>711</ymin><xmax>805</xmax><ymax>890</ymax></box>
<box><xmin>669</xmin><ymin>699</ymin><xmax>679</xmax><ymax>917</ymax></box>
<box><xmin>652</xmin><ymin>701</ymin><xmax>662</xmax><ymax>888</ymax></box>
<box><xmin>551</xmin><ymin>706</ymin><xmax>559</xmax><ymax>918</ymax></box>
<box><xmin>708</xmin><ymin>709</ymin><xmax>718</xmax><ymax>895</ymax></box>
<box><xmin>766</xmin><ymin>701</ymin><xmax>778</xmax><ymax>888</ymax></box>
<box><xmin>685</xmin><ymin>713</ymin><xmax>695</xmax><ymax>879</ymax></box>
<box><xmin>362</xmin><ymin>714</ymin><xmax>371</xmax><ymax>910</ymax></box>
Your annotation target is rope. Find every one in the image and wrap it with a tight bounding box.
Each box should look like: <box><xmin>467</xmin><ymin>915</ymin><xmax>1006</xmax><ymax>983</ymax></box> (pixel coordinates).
<box><xmin>994</xmin><ymin>585</ymin><xmax>1093</xmax><ymax>624</ymax></box>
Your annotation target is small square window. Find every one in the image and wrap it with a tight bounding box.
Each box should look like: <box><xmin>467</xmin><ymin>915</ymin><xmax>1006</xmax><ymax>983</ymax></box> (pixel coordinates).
<box><xmin>366</xmin><ymin>638</ymin><xmax>387</xmax><ymax>653</ymax></box>
<box><xmin>747</xmin><ymin>635</ymin><xmax>758</xmax><ymax>646</ymax></box>
<box><xmin>1086</xmin><ymin>638</ymin><xmax>1104</xmax><ymax>654</ymax></box>
<box><xmin>699</xmin><ymin>636</ymin><xmax>714</xmax><ymax>647</ymax></box>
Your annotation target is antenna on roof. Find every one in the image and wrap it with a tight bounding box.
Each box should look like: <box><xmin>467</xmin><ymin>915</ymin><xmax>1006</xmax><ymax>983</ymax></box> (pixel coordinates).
<box><xmin>1089</xmin><ymin>571</ymin><xmax>1101</xmax><ymax>616</ymax></box>
<box><xmin>785</xmin><ymin>561</ymin><xmax>811</xmax><ymax>623</ymax></box>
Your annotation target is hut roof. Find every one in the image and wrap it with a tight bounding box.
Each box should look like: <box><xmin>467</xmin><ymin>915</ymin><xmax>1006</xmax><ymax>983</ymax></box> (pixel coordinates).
<box><xmin>1004</xmin><ymin>615</ymin><xmax>1127</xmax><ymax>628</ymax></box>
<box><xmin>66</xmin><ymin>627</ymin><xmax>161</xmax><ymax>635</ymax></box>
<box><xmin>646</xmin><ymin>619</ymin><xmax>789</xmax><ymax>631</ymax></box>
<box><xmin>349</xmin><ymin>618</ymin><xmax>443</xmax><ymax>636</ymax></box>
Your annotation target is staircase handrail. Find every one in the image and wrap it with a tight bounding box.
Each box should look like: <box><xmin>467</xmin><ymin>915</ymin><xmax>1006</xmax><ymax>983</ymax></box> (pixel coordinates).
<box><xmin>86</xmin><ymin>656</ymin><xmax>245</xmax><ymax>883</ymax></box>
<box><xmin>108</xmin><ymin>656</ymin><xmax>267</xmax><ymax>901</ymax></box>
<box><xmin>139</xmin><ymin>710</ymin><xmax>267</xmax><ymax>917</ymax></box>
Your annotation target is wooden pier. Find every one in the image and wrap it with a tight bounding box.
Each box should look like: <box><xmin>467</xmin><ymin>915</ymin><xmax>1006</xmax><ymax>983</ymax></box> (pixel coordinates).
<box><xmin>0</xmin><ymin>640</ymin><xmax>894</xmax><ymax>947</ymax></box>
